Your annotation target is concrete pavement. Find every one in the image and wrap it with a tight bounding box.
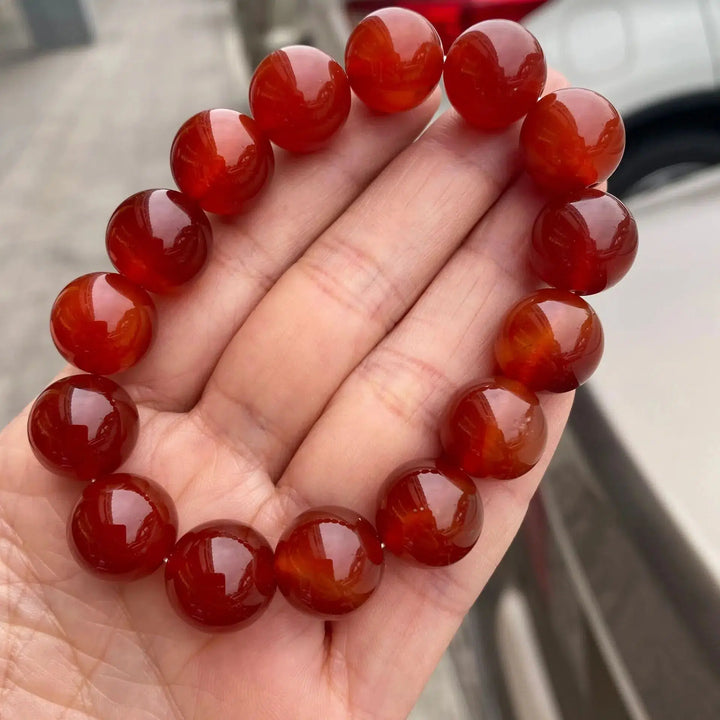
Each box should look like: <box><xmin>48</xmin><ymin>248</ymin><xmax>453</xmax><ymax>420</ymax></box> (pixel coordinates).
<box><xmin>0</xmin><ymin>0</ymin><xmax>240</xmax><ymax>423</ymax></box>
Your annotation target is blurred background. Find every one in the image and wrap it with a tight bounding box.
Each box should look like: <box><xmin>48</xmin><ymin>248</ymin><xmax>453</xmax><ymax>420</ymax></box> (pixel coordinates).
<box><xmin>1</xmin><ymin>1</ymin><xmax>719</xmax><ymax>718</ymax></box>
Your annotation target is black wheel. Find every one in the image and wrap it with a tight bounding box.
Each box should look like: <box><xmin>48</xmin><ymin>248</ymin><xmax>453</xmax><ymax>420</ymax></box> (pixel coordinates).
<box><xmin>609</xmin><ymin>128</ymin><xmax>720</xmax><ymax>199</ymax></box>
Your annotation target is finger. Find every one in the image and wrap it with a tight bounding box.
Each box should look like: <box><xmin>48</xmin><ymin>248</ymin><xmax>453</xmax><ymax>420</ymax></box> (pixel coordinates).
<box><xmin>282</xmin><ymin>173</ymin><xmax>567</xmax><ymax>512</ymax></box>
<box><xmin>193</xmin><ymin>110</ymin><xmax>518</xmax><ymax>471</ymax></box>
<box><xmin>196</xmin><ymin>71</ymin><xmax>567</xmax><ymax>478</ymax></box>
<box><xmin>278</xmin><ymin>174</ymin><xmax>573</xmax><ymax>714</ymax></box>
<box><xmin>115</xmin><ymin>94</ymin><xmax>440</xmax><ymax>410</ymax></box>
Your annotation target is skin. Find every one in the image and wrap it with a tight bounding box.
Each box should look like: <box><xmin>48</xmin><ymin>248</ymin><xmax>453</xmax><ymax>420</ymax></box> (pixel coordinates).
<box><xmin>0</xmin><ymin>71</ymin><xmax>573</xmax><ymax>719</ymax></box>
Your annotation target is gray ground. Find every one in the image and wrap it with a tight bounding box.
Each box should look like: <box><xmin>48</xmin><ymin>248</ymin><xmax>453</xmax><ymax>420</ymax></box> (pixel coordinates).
<box><xmin>0</xmin><ymin>0</ymin><xmax>471</xmax><ymax>717</ymax></box>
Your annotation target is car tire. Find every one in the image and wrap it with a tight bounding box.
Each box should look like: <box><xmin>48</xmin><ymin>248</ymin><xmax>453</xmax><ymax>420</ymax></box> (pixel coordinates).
<box><xmin>609</xmin><ymin>128</ymin><xmax>720</xmax><ymax>199</ymax></box>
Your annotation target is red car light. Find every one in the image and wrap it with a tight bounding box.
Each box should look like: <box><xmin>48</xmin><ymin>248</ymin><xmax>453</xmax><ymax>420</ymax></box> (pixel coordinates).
<box><xmin>347</xmin><ymin>1</ymin><xmax>548</xmax><ymax>49</ymax></box>
<box><xmin>462</xmin><ymin>0</ymin><xmax>547</xmax><ymax>24</ymax></box>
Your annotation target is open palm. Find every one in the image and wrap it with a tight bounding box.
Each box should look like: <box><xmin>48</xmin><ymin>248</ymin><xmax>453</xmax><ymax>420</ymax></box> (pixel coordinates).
<box><xmin>0</xmin><ymin>73</ymin><xmax>572</xmax><ymax>719</ymax></box>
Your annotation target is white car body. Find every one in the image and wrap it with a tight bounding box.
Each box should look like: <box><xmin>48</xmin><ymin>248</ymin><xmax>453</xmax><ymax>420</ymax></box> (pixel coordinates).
<box><xmin>524</xmin><ymin>0</ymin><xmax>720</xmax><ymax>117</ymax></box>
<box><xmin>525</xmin><ymin>0</ymin><xmax>720</xmax><ymax>588</ymax></box>
<box><xmin>591</xmin><ymin>169</ymin><xmax>720</xmax><ymax>585</ymax></box>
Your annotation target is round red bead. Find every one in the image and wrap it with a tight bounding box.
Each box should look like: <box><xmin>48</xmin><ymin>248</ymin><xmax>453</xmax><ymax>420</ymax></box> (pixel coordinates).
<box><xmin>106</xmin><ymin>189</ymin><xmax>211</xmax><ymax>294</ymax></box>
<box><xmin>345</xmin><ymin>7</ymin><xmax>444</xmax><ymax>113</ymax></box>
<box><xmin>274</xmin><ymin>506</ymin><xmax>384</xmax><ymax>618</ymax></box>
<box><xmin>530</xmin><ymin>189</ymin><xmax>638</xmax><ymax>295</ymax></box>
<box><xmin>376</xmin><ymin>460</ymin><xmax>483</xmax><ymax>567</ymax></box>
<box><xmin>520</xmin><ymin>88</ymin><xmax>625</xmax><ymax>193</ymax></box>
<box><xmin>170</xmin><ymin>109</ymin><xmax>274</xmax><ymax>215</ymax></box>
<box><xmin>28</xmin><ymin>374</ymin><xmax>139</xmax><ymax>481</ymax></box>
<box><xmin>165</xmin><ymin>522</ymin><xmax>276</xmax><ymax>632</ymax></box>
<box><xmin>441</xmin><ymin>377</ymin><xmax>547</xmax><ymax>479</ymax></box>
<box><xmin>249</xmin><ymin>45</ymin><xmax>351</xmax><ymax>153</ymax></box>
<box><xmin>50</xmin><ymin>272</ymin><xmax>156</xmax><ymax>375</ymax></box>
<box><xmin>68</xmin><ymin>474</ymin><xmax>178</xmax><ymax>580</ymax></box>
<box><xmin>444</xmin><ymin>20</ymin><xmax>546</xmax><ymax>131</ymax></box>
<box><xmin>495</xmin><ymin>289</ymin><xmax>604</xmax><ymax>393</ymax></box>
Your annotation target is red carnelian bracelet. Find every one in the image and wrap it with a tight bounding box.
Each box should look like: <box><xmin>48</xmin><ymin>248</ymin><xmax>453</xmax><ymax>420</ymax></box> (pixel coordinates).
<box><xmin>26</xmin><ymin>9</ymin><xmax>637</xmax><ymax>631</ymax></box>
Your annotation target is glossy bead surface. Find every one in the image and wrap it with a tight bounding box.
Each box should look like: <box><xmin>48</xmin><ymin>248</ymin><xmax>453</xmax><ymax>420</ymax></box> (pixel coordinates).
<box><xmin>274</xmin><ymin>506</ymin><xmax>384</xmax><ymax>618</ymax></box>
<box><xmin>28</xmin><ymin>374</ymin><xmax>139</xmax><ymax>480</ymax></box>
<box><xmin>106</xmin><ymin>189</ymin><xmax>211</xmax><ymax>293</ymax></box>
<box><xmin>165</xmin><ymin>522</ymin><xmax>276</xmax><ymax>631</ymax></box>
<box><xmin>249</xmin><ymin>45</ymin><xmax>351</xmax><ymax>153</ymax></box>
<box><xmin>345</xmin><ymin>7</ymin><xmax>444</xmax><ymax>113</ymax></box>
<box><xmin>495</xmin><ymin>289</ymin><xmax>604</xmax><ymax>393</ymax></box>
<box><xmin>376</xmin><ymin>459</ymin><xmax>483</xmax><ymax>567</ymax></box>
<box><xmin>68</xmin><ymin>474</ymin><xmax>178</xmax><ymax>580</ymax></box>
<box><xmin>170</xmin><ymin>109</ymin><xmax>274</xmax><ymax>215</ymax></box>
<box><xmin>444</xmin><ymin>20</ymin><xmax>546</xmax><ymax>131</ymax></box>
<box><xmin>441</xmin><ymin>377</ymin><xmax>547</xmax><ymax>479</ymax></box>
<box><xmin>520</xmin><ymin>88</ymin><xmax>625</xmax><ymax>193</ymax></box>
<box><xmin>50</xmin><ymin>272</ymin><xmax>156</xmax><ymax>375</ymax></box>
<box><xmin>530</xmin><ymin>189</ymin><xmax>638</xmax><ymax>295</ymax></box>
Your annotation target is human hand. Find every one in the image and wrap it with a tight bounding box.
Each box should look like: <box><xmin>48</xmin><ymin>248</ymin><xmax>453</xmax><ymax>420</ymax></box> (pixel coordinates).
<box><xmin>0</xmin><ymin>70</ymin><xmax>571</xmax><ymax>719</ymax></box>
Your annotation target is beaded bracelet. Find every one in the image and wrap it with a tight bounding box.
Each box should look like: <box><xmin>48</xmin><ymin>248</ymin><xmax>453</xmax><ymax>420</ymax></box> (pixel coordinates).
<box><xmin>26</xmin><ymin>9</ymin><xmax>637</xmax><ymax>631</ymax></box>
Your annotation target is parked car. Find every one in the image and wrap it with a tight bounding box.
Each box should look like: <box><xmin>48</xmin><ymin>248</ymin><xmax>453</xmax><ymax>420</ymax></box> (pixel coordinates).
<box><xmin>457</xmin><ymin>169</ymin><xmax>720</xmax><ymax>720</ymax></box>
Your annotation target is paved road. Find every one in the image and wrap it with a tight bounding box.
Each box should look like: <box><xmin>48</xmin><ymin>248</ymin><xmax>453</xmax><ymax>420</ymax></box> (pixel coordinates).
<box><xmin>0</xmin><ymin>1</ymin><xmax>471</xmax><ymax>717</ymax></box>
<box><xmin>0</xmin><ymin>0</ymin><xmax>243</xmax><ymax>423</ymax></box>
